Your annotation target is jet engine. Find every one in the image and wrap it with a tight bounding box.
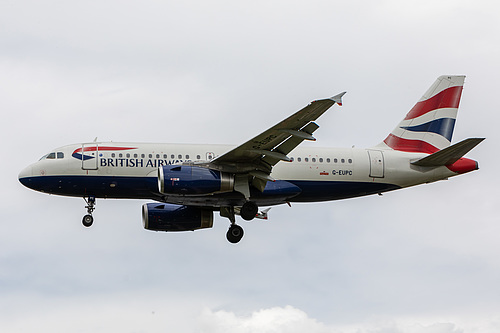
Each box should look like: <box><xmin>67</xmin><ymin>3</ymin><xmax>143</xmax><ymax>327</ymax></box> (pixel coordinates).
<box><xmin>142</xmin><ymin>203</ymin><xmax>213</xmax><ymax>231</ymax></box>
<box><xmin>158</xmin><ymin>165</ymin><xmax>234</xmax><ymax>195</ymax></box>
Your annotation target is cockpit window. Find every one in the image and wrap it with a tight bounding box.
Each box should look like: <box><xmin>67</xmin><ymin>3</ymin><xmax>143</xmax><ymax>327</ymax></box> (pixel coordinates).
<box><xmin>39</xmin><ymin>152</ymin><xmax>64</xmax><ymax>160</ymax></box>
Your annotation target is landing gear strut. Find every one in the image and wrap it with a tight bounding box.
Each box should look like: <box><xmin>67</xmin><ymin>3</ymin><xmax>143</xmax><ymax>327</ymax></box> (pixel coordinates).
<box><xmin>82</xmin><ymin>196</ymin><xmax>96</xmax><ymax>227</ymax></box>
<box><xmin>220</xmin><ymin>206</ymin><xmax>245</xmax><ymax>244</ymax></box>
<box><xmin>220</xmin><ymin>202</ymin><xmax>259</xmax><ymax>243</ymax></box>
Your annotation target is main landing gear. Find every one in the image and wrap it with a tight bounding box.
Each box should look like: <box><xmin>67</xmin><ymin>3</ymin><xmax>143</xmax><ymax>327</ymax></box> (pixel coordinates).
<box><xmin>221</xmin><ymin>201</ymin><xmax>259</xmax><ymax>244</ymax></box>
<box><xmin>227</xmin><ymin>224</ymin><xmax>244</xmax><ymax>244</ymax></box>
<box><xmin>82</xmin><ymin>196</ymin><xmax>96</xmax><ymax>227</ymax></box>
<box><xmin>240</xmin><ymin>201</ymin><xmax>258</xmax><ymax>221</ymax></box>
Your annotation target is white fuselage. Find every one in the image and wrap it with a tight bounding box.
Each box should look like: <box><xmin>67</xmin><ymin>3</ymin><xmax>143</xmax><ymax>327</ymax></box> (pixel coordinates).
<box><xmin>19</xmin><ymin>141</ymin><xmax>459</xmax><ymax>208</ymax></box>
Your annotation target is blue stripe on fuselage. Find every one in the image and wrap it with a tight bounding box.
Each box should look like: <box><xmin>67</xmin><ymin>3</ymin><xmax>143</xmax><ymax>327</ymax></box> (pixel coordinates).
<box><xmin>18</xmin><ymin>175</ymin><xmax>400</xmax><ymax>204</ymax></box>
<box><xmin>287</xmin><ymin>180</ymin><xmax>400</xmax><ymax>202</ymax></box>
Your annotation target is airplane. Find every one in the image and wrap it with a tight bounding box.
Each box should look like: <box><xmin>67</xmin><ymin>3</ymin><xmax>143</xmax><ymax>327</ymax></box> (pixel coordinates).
<box><xmin>18</xmin><ymin>75</ymin><xmax>484</xmax><ymax>243</ymax></box>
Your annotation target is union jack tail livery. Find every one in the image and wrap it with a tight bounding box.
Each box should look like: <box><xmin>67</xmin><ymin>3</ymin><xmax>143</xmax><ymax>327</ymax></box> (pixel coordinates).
<box><xmin>382</xmin><ymin>75</ymin><xmax>465</xmax><ymax>153</ymax></box>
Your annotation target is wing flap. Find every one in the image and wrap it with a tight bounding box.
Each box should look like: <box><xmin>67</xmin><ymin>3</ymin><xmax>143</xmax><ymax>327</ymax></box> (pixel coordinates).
<box><xmin>262</xmin><ymin>122</ymin><xmax>320</xmax><ymax>165</ymax></box>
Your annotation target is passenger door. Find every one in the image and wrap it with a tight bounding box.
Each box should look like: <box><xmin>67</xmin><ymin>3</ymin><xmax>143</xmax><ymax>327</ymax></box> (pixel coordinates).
<box><xmin>368</xmin><ymin>150</ymin><xmax>384</xmax><ymax>178</ymax></box>
<box><xmin>81</xmin><ymin>143</ymin><xmax>99</xmax><ymax>170</ymax></box>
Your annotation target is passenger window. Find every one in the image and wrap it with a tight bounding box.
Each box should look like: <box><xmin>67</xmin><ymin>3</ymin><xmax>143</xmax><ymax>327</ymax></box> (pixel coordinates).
<box><xmin>149</xmin><ymin>154</ymin><xmax>152</xmax><ymax>158</ymax></box>
<box><xmin>334</xmin><ymin>158</ymin><xmax>338</xmax><ymax>163</ymax></box>
<box><xmin>290</xmin><ymin>157</ymin><xmax>294</xmax><ymax>162</ymax></box>
<box><xmin>126</xmin><ymin>153</ymin><xmax>130</xmax><ymax>158</ymax></box>
<box><xmin>305</xmin><ymin>157</ymin><xmax>309</xmax><ymax>162</ymax></box>
<box><xmin>171</xmin><ymin>154</ymin><xmax>175</xmax><ymax>159</ymax></box>
<box><xmin>163</xmin><ymin>154</ymin><xmax>167</xmax><ymax>159</ymax></box>
<box><xmin>57</xmin><ymin>152</ymin><xmax>64</xmax><ymax>159</ymax></box>
<box><xmin>341</xmin><ymin>158</ymin><xmax>345</xmax><ymax>163</ymax></box>
<box><xmin>297</xmin><ymin>157</ymin><xmax>301</xmax><ymax>162</ymax></box>
<box><xmin>319</xmin><ymin>158</ymin><xmax>323</xmax><ymax>163</ymax></box>
<box><xmin>119</xmin><ymin>153</ymin><xmax>123</xmax><ymax>158</ymax></box>
<box><xmin>112</xmin><ymin>153</ymin><xmax>116</xmax><ymax>158</ymax></box>
<box><xmin>327</xmin><ymin>158</ymin><xmax>331</xmax><ymax>163</ymax></box>
<box><xmin>134</xmin><ymin>154</ymin><xmax>138</xmax><ymax>158</ymax></box>
<box><xmin>156</xmin><ymin>154</ymin><xmax>160</xmax><ymax>159</ymax></box>
<box><xmin>197</xmin><ymin>155</ymin><xmax>201</xmax><ymax>160</ymax></box>
<box><xmin>141</xmin><ymin>154</ymin><xmax>145</xmax><ymax>158</ymax></box>
<box><xmin>312</xmin><ymin>158</ymin><xmax>316</xmax><ymax>163</ymax></box>
<box><xmin>186</xmin><ymin>155</ymin><xmax>189</xmax><ymax>159</ymax></box>
<box><xmin>47</xmin><ymin>153</ymin><xmax>56</xmax><ymax>159</ymax></box>
<box><xmin>348</xmin><ymin>158</ymin><xmax>353</xmax><ymax>163</ymax></box>
<box><xmin>178</xmin><ymin>154</ymin><xmax>182</xmax><ymax>159</ymax></box>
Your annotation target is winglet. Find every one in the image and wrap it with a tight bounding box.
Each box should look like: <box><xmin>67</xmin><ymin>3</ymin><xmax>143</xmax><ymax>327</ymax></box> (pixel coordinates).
<box><xmin>331</xmin><ymin>92</ymin><xmax>346</xmax><ymax>106</ymax></box>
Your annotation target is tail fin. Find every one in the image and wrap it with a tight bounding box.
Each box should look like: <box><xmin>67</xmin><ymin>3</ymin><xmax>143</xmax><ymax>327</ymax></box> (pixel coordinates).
<box><xmin>381</xmin><ymin>75</ymin><xmax>465</xmax><ymax>153</ymax></box>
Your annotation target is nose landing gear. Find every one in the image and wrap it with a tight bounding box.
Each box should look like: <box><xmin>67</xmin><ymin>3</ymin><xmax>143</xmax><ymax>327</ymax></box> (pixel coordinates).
<box><xmin>82</xmin><ymin>196</ymin><xmax>96</xmax><ymax>227</ymax></box>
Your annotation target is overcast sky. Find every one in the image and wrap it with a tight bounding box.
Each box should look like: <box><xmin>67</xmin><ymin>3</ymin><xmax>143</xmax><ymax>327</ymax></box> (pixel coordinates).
<box><xmin>1</xmin><ymin>0</ymin><xmax>499</xmax><ymax>332</ymax></box>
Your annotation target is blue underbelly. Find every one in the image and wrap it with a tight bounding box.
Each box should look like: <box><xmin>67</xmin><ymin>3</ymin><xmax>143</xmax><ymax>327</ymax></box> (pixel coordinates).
<box><xmin>19</xmin><ymin>175</ymin><xmax>400</xmax><ymax>204</ymax></box>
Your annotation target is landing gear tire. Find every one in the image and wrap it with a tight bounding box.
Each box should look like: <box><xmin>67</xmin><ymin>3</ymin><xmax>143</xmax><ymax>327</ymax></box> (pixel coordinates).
<box><xmin>240</xmin><ymin>201</ymin><xmax>258</xmax><ymax>221</ymax></box>
<box><xmin>82</xmin><ymin>214</ymin><xmax>94</xmax><ymax>227</ymax></box>
<box><xmin>226</xmin><ymin>225</ymin><xmax>244</xmax><ymax>244</ymax></box>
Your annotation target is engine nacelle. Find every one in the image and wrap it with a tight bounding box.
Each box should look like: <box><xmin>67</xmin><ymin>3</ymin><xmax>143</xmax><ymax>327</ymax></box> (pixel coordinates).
<box><xmin>142</xmin><ymin>203</ymin><xmax>213</xmax><ymax>231</ymax></box>
<box><xmin>158</xmin><ymin>165</ymin><xmax>234</xmax><ymax>195</ymax></box>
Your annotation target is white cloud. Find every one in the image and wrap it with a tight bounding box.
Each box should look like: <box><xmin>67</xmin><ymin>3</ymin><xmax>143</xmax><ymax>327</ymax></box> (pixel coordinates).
<box><xmin>199</xmin><ymin>306</ymin><xmax>329</xmax><ymax>333</ymax></box>
<box><xmin>198</xmin><ymin>306</ymin><xmax>500</xmax><ymax>333</ymax></box>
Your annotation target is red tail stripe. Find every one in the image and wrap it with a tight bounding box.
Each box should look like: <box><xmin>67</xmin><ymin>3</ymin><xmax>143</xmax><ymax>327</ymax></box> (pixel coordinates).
<box><xmin>404</xmin><ymin>86</ymin><xmax>463</xmax><ymax>120</ymax></box>
<box><xmin>384</xmin><ymin>134</ymin><xmax>439</xmax><ymax>154</ymax></box>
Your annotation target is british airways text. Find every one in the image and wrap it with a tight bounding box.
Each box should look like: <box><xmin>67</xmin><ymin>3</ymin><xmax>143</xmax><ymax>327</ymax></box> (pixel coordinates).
<box><xmin>100</xmin><ymin>158</ymin><xmax>186</xmax><ymax>168</ymax></box>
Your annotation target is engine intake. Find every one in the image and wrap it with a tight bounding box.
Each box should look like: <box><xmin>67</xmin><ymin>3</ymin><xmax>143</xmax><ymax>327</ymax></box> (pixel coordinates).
<box><xmin>158</xmin><ymin>165</ymin><xmax>234</xmax><ymax>195</ymax></box>
<box><xmin>142</xmin><ymin>203</ymin><xmax>213</xmax><ymax>231</ymax></box>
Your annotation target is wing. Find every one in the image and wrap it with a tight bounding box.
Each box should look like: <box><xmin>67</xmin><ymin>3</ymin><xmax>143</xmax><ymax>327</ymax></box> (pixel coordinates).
<box><xmin>209</xmin><ymin>92</ymin><xmax>346</xmax><ymax>192</ymax></box>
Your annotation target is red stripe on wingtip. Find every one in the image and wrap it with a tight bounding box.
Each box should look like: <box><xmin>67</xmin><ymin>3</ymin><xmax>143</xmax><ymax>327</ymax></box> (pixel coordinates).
<box><xmin>405</xmin><ymin>86</ymin><xmax>463</xmax><ymax>120</ymax></box>
<box><xmin>384</xmin><ymin>134</ymin><xmax>439</xmax><ymax>153</ymax></box>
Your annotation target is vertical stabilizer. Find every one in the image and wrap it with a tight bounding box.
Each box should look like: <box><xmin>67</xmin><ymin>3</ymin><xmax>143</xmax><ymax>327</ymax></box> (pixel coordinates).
<box><xmin>381</xmin><ymin>75</ymin><xmax>465</xmax><ymax>153</ymax></box>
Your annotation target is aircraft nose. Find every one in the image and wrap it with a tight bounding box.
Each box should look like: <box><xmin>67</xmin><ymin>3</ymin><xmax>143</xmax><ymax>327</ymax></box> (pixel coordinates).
<box><xmin>18</xmin><ymin>165</ymin><xmax>33</xmax><ymax>187</ymax></box>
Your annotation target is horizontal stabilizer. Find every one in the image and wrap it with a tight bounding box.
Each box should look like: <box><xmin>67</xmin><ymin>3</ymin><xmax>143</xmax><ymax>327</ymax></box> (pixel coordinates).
<box><xmin>411</xmin><ymin>138</ymin><xmax>485</xmax><ymax>167</ymax></box>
